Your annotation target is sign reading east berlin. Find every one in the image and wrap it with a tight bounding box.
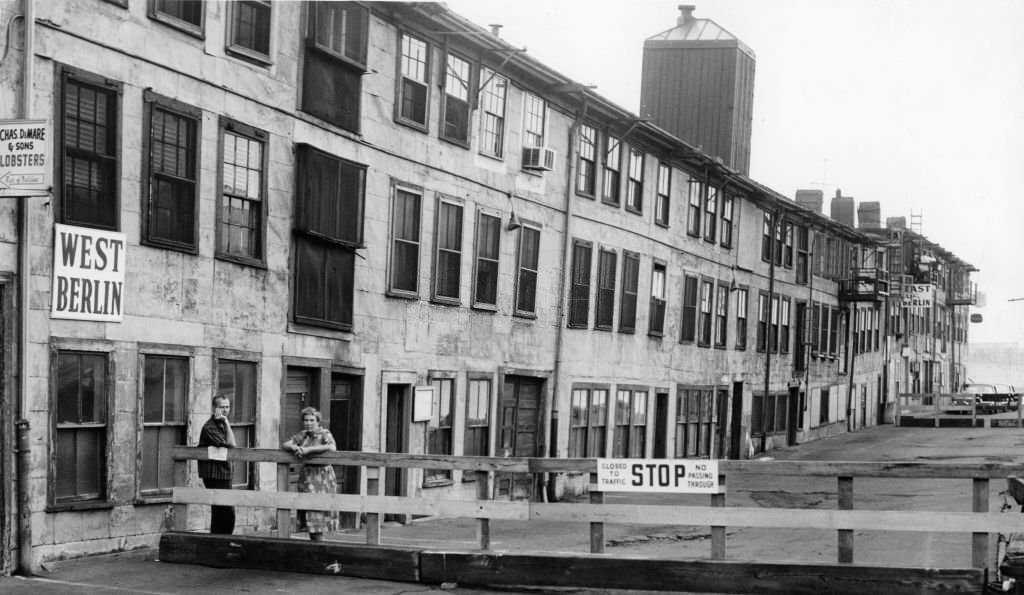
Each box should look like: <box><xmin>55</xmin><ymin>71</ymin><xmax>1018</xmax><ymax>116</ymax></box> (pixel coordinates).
<box><xmin>902</xmin><ymin>284</ymin><xmax>934</xmax><ymax>308</ymax></box>
<box><xmin>596</xmin><ymin>458</ymin><xmax>720</xmax><ymax>493</ymax></box>
<box><xmin>0</xmin><ymin>119</ymin><xmax>49</xmax><ymax>192</ymax></box>
<box><xmin>51</xmin><ymin>224</ymin><xmax>126</xmax><ymax>322</ymax></box>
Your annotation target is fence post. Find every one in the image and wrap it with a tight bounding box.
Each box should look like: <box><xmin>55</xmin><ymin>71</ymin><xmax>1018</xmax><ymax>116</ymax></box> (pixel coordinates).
<box><xmin>172</xmin><ymin>458</ymin><xmax>189</xmax><ymax>531</ymax></box>
<box><xmin>973</xmin><ymin>477</ymin><xmax>989</xmax><ymax>568</ymax></box>
<box><xmin>838</xmin><ymin>475</ymin><xmax>853</xmax><ymax>563</ymax></box>
<box><xmin>711</xmin><ymin>473</ymin><xmax>726</xmax><ymax>559</ymax></box>
<box><xmin>476</xmin><ymin>470</ymin><xmax>491</xmax><ymax>550</ymax></box>
<box><xmin>275</xmin><ymin>463</ymin><xmax>291</xmax><ymax>538</ymax></box>
<box><xmin>366</xmin><ymin>466</ymin><xmax>383</xmax><ymax>545</ymax></box>
<box><xmin>589</xmin><ymin>471</ymin><xmax>604</xmax><ymax>554</ymax></box>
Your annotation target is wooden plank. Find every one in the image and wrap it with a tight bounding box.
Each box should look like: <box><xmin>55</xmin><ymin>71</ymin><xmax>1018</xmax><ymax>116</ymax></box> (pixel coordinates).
<box><xmin>275</xmin><ymin>463</ymin><xmax>291</xmax><ymax>538</ymax></box>
<box><xmin>366</xmin><ymin>466</ymin><xmax>383</xmax><ymax>546</ymax></box>
<box><xmin>972</xmin><ymin>478</ymin><xmax>989</xmax><ymax>568</ymax></box>
<box><xmin>158</xmin><ymin>532</ymin><xmax>421</xmax><ymax>582</ymax></box>
<box><xmin>173</xmin><ymin>460</ymin><xmax>188</xmax><ymax>531</ymax></box>
<box><xmin>527</xmin><ymin>503</ymin><xmax>1024</xmax><ymax>533</ymax></box>
<box><xmin>173</xmin><ymin>488</ymin><xmax>531</xmax><ymax>519</ymax></box>
<box><xmin>419</xmin><ymin>552</ymin><xmax>984</xmax><ymax>595</ymax></box>
<box><xmin>838</xmin><ymin>476</ymin><xmax>853</xmax><ymax>563</ymax></box>
<box><xmin>475</xmin><ymin>471</ymin><xmax>490</xmax><ymax>550</ymax></box>
<box><xmin>719</xmin><ymin>460</ymin><xmax>1024</xmax><ymax>479</ymax></box>
<box><xmin>589</xmin><ymin>473</ymin><xmax>604</xmax><ymax>554</ymax></box>
<box><xmin>171</xmin><ymin>446</ymin><xmax>532</xmax><ymax>472</ymax></box>
<box><xmin>710</xmin><ymin>473</ymin><xmax>725</xmax><ymax>560</ymax></box>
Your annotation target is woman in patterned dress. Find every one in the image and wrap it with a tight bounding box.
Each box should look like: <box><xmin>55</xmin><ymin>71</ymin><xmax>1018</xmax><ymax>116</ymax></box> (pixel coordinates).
<box><xmin>282</xmin><ymin>407</ymin><xmax>338</xmax><ymax>540</ymax></box>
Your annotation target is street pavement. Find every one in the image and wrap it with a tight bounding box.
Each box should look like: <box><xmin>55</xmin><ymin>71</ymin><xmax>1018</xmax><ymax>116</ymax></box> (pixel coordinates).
<box><xmin>3</xmin><ymin>422</ymin><xmax>1023</xmax><ymax>594</ymax></box>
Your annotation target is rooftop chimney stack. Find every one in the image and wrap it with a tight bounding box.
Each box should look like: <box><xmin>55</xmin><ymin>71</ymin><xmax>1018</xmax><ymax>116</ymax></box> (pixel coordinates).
<box><xmin>489</xmin><ymin>24</ymin><xmax>502</xmax><ymax>37</ymax></box>
<box><xmin>677</xmin><ymin>5</ymin><xmax>696</xmax><ymax>26</ymax></box>
<box><xmin>857</xmin><ymin>201</ymin><xmax>881</xmax><ymax>230</ymax></box>
<box><xmin>830</xmin><ymin>189</ymin><xmax>855</xmax><ymax>228</ymax></box>
<box><xmin>794</xmin><ymin>189</ymin><xmax>824</xmax><ymax>214</ymax></box>
<box><xmin>886</xmin><ymin>216</ymin><xmax>907</xmax><ymax>230</ymax></box>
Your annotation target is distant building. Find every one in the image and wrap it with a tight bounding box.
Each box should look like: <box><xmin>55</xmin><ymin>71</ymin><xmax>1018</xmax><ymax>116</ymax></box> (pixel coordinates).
<box><xmin>0</xmin><ymin>1</ymin><xmax>975</xmax><ymax>572</ymax></box>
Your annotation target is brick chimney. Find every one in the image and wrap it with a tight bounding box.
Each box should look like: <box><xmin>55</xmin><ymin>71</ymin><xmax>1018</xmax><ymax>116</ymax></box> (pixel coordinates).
<box><xmin>886</xmin><ymin>216</ymin><xmax>907</xmax><ymax>230</ymax></box>
<box><xmin>677</xmin><ymin>5</ymin><xmax>696</xmax><ymax>26</ymax></box>
<box><xmin>830</xmin><ymin>189</ymin><xmax>855</xmax><ymax>227</ymax></box>
<box><xmin>795</xmin><ymin>189</ymin><xmax>823</xmax><ymax>214</ymax></box>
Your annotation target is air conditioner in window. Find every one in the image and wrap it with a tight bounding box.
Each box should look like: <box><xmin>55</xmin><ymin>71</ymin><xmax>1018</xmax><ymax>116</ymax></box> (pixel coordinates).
<box><xmin>522</xmin><ymin>146</ymin><xmax>556</xmax><ymax>171</ymax></box>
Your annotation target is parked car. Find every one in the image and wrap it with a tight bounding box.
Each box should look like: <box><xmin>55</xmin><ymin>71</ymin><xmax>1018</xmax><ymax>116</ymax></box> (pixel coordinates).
<box><xmin>962</xmin><ymin>383</ymin><xmax>1008</xmax><ymax>414</ymax></box>
<box><xmin>948</xmin><ymin>392</ymin><xmax>982</xmax><ymax>413</ymax></box>
<box><xmin>994</xmin><ymin>383</ymin><xmax>1020</xmax><ymax>411</ymax></box>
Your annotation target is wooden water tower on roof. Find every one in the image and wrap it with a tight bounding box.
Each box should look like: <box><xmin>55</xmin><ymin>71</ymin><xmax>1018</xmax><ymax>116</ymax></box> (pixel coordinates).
<box><xmin>640</xmin><ymin>5</ymin><xmax>756</xmax><ymax>175</ymax></box>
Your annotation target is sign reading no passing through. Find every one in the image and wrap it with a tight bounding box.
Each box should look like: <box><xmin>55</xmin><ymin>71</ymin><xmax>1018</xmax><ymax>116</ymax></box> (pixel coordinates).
<box><xmin>596</xmin><ymin>458</ymin><xmax>720</xmax><ymax>493</ymax></box>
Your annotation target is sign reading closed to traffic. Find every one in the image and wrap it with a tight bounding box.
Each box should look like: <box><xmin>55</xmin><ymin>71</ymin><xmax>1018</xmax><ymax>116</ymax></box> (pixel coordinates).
<box><xmin>596</xmin><ymin>458</ymin><xmax>720</xmax><ymax>493</ymax></box>
<box><xmin>51</xmin><ymin>224</ymin><xmax>126</xmax><ymax>322</ymax></box>
<box><xmin>0</xmin><ymin>119</ymin><xmax>49</xmax><ymax>193</ymax></box>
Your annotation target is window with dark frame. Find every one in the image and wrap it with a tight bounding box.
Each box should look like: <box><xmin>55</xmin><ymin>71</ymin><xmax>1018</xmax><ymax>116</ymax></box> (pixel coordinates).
<box><xmin>697</xmin><ymin>279</ymin><xmax>713</xmax><ymax>347</ymax></box>
<box><xmin>515</xmin><ymin>225</ymin><xmax>540</xmax><ymax>315</ymax></box>
<box><xmin>60</xmin><ymin>70</ymin><xmax>120</xmax><ymax>230</ymax></box>
<box><xmin>618</xmin><ymin>251</ymin><xmax>639</xmax><ymax>333</ymax></box>
<box><xmin>595</xmin><ymin>248</ymin><xmax>617</xmax><ymax>331</ymax></box>
<box><xmin>761</xmin><ymin>212</ymin><xmax>774</xmax><ymax>262</ymax></box>
<box><xmin>227</xmin><ymin>0</ymin><xmax>271</xmax><ymax>63</ymax></box>
<box><xmin>464</xmin><ymin>378</ymin><xmax>491</xmax><ymax>458</ymax></box>
<box><xmin>687</xmin><ymin>180</ymin><xmax>702</xmax><ymax>237</ymax></box>
<box><xmin>734</xmin><ymin>287</ymin><xmax>748</xmax><ymax>350</ymax></box>
<box><xmin>54</xmin><ymin>351</ymin><xmax>109</xmax><ymax>504</ymax></box>
<box><xmin>602</xmin><ymin>135</ymin><xmax>621</xmax><ymax>205</ymax></box>
<box><xmin>568</xmin><ymin>239</ymin><xmax>593</xmax><ymax>328</ymax></box>
<box><xmin>649</xmin><ymin>262</ymin><xmax>666</xmax><ymax>336</ymax></box>
<box><xmin>714</xmin><ymin>283</ymin><xmax>728</xmax><ymax>348</ymax></box>
<box><xmin>140</xmin><ymin>355</ymin><xmax>188</xmax><ymax>496</ymax></box>
<box><xmin>703</xmin><ymin>185</ymin><xmax>717</xmax><ymax>242</ymax></box>
<box><xmin>397</xmin><ymin>32</ymin><xmax>430</xmax><ymax>128</ymax></box>
<box><xmin>655</xmin><ymin>162</ymin><xmax>670</xmax><ymax>226</ymax></box>
<box><xmin>425</xmin><ymin>377</ymin><xmax>454</xmax><ymax>484</ymax></box>
<box><xmin>756</xmin><ymin>292</ymin><xmax>769</xmax><ymax>352</ymax></box>
<box><xmin>612</xmin><ymin>389</ymin><xmax>647</xmax><ymax>458</ymax></box>
<box><xmin>780</xmin><ymin>298</ymin><xmax>791</xmax><ymax>354</ymax></box>
<box><xmin>769</xmin><ymin>295</ymin><xmax>780</xmax><ymax>353</ymax></box>
<box><xmin>441</xmin><ymin>52</ymin><xmax>473</xmax><ymax>145</ymax></box>
<box><xmin>479</xmin><ymin>67</ymin><xmax>507</xmax><ymax>158</ymax></box>
<box><xmin>218</xmin><ymin>359</ymin><xmax>257</xmax><ymax>489</ymax></box>
<box><xmin>680</xmin><ymin>275</ymin><xmax>698</xmax><ymax>343</ymax></box>
<box><xmin>796</xmin><ymin>226</ymin><xmax>810</xmax><ymax>284</ymax></box>
<box><xmin>150</xmin><ymin>0</ymin><xmax>204</xmax><ymax>36</ymax></box>
<box><xmin>795</xmin><ymin>302</ymin><xmax>807</xmax><ymax>371</ymax></box>
<box><xmin>774</xmin><ymin>220</ymin><xmax>785</xmax><ymax>267</ymax></box>
<box><xmin>389</xmin><ymin>186</ymin><xmax>422</xmax><ymax>295</ymax></box>
<box><xmin>569</xmin><ymin>387</ymin><xmax>608</xmax><ymax>457</ymax></box>
<box><xmin>626</xmin><ymin>149</ymin><xmax>644</xmax><ymax>213</ymax></box>
<box><xmin>218</xmin><ymin>119</ymin><xmax>265</xmax><ymax>262</ymax></box>
<box><xmin>143</xmin><ymin>94</ymin><xmax>199</xmax><ymax>251</ymax></box>
<box><xmin>473</xmin><ymin>212</ymin><xmax>500</xmax><ymax>307</ymax></box>
<box><xmin>720</xmin><ymin>194</ymin><xmax>734</xmax><ymax>248</ymax></box>
<box><xmin>577</xmin><ymin>124</ymin><xmax>597</xmax><ymax>196</ymax></box>
<box><xmin>819</xmin><ymin>387</ymin><xmax>830</xmax><ymax>425</ymax></box>
<box><xmin>293</xmin><ymin>145</ymin><xmax>365</xmax><ymax>330</ymax></box>
<box><xmin>783</xmin><ymin>222</ymin><xmax>794</xmax><ymax>268</ymax></box>
<box><xmin>433</xmin><ymin>198</ymin><xmax>463</xmax><ymax>302</ymax></box>
<box><xmin>301</xmin><ymin>2</ymin><xmax>368</xmax><ymax>133</ymax></box>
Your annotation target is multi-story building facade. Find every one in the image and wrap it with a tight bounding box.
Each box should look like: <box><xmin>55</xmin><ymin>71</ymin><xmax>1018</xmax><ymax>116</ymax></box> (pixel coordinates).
<box><xmin>0</xmin><ymin>1</ymin><xmax>975</xmax><ymax>572</ymax></box>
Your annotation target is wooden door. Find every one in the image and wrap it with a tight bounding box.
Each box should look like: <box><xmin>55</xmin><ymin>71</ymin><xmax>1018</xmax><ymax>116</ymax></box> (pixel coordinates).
<box><xmin>330</xmin><ymin>373</ymin><xmax>362</xmax><ymax>527</ymax></box>
<box><xmin>653</xmin><ymin>392</ymin><xmax>669</xmax><ymax>458</ymax></box>
<box><xmin>497</xmin><ymin>375</ymin><xmax>542</xmax><ymax>500</ymax></box>
<box><xmin>384</xmin><ymin>384</ymin><xmax>408</xmax><ymax>521</ymax></box>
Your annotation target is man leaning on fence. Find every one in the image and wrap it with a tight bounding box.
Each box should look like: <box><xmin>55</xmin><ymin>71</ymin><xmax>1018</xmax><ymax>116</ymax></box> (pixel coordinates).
<box><xmin>197</xmin><ymin>393</ymin><xmax>237</xmax><ymax>534</ymax></box>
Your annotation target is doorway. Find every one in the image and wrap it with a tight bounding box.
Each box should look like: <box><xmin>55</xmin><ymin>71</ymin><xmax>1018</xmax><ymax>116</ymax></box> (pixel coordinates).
<box><xmin>283</xmin><ymin>368</ymin><xmax>318</xmax><ymax>493</ymax></box>
<box><xmin>330</xmin><ymin>373</ymin><xmax>362</xmax><ymax>527</ymax></box>
<box><xmin>786</xmin><ymin>387</ymin><xmax>800</xmax><ymax>446</ymax></box>
<box><xmin>729</xmin><ymin>382</ymin><xmax>743</xmax><ymax>459</ymax></box>
<box><xmin>384</xmin><ymin>383</ymin><xmax>409</xmax><ymax>521</ymax></box>
<box><xmin>653</xmin><ymin>392</ymin><xmax>669</xmax><ymax>458</ymax></box>
<box><xmin>497</xmin><ymin>375</ymin><xmax>543</xmax><ymax>500</ymax></box>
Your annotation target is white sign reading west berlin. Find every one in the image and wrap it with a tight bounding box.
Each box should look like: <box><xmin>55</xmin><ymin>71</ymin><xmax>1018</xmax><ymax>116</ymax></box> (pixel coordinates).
<box><xmin>51</xmin><ymin>224</ymin><xmax>126</xmax><ymax>322</ymax></box>
<box><xmin>0</xmin><ymin>119</ymin><xmax>50</xmax><ymax>192</ymax></box>
<box><xmin>596</xmin><ymin>458</ymin><xmax>720</xmax><ymax>493</ymax></box>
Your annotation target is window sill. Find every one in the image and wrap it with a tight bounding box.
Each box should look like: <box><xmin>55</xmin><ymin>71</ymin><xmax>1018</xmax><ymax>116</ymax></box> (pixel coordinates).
<box><xmin>655</xmin><ymin>221</ymin><xmax>669</xmax><ymax>229</ymax></box>
<box><xmin>386</xmin><ymin>290</ymin><xmax>420</xmax><ymax>301</ymax></box>
<box><xmin>478</xmin><ymin>150</ymin><xmax>505</xmax><ymax>163</ymax></box>
<box><xmin>594</xmin><ymin>326</ymin><xmax>612</xmax><ymax>332</ymax></box>
<box><xmin>439</xmin><ymin>135</ymin><xmax>471</xmax><ymax>150</ymax></box>
<box><xmin>135</xmin><ymin>494</ymin><xmax>172</xmax><ymax>505</ymax></box>
<box><xmin>648</xmin><ymin>331</ymin><xmax>664</xmax><ymax>339</ymax></box>
<box><xmin>601</xmin><ymin>198</ymin><xmax>621</xmax><ymax>208</ymax></box>
<box><xmin>617</xmin><ymin>328</ymin><xmax>636</xmax><ymax>335</ymax></box>
<box><xmin>287</xmin><ymin>321</ymin><xmax>354</xmax><ymax>342</ymax></box>
<box><xmin>575</xmin><ymin>191</ymin><xmax>596</xmax><ymax>201</ymax></box>
<box><xmin>215</xmin><ymin>252</ymin><xmax>267</xmax><ymax>270</ymax></box>
<box><xmin>513</xmin><ymin>311</ymin><xmax>538</xmax><ymax>321</ymax></box>
<box><xmin>226</xmin><ymin>45</ymin><xmax>273</xmax><ymax>68</ymax></box>
<box><xmin>626</xmin><ymin>206</ymin><xmax>643</xmax><ymax>216</ymax></box>
<box><xmin>395</xmin><ymin>117</ymin><xmax>430</xmax><ymax>135</ymax></box>
<box><xmin>430</xmin><ymin>296</ymin><xmax>462</xmax><ymax>307</ymax></box>
<box><xmin>141</xmin><ymin>238</ymin><xmax>200</xmax><ymax>256</ymax></box>
<box><xmin>423</xmin><ymin>479</ymin><xmax>454</xmax><ymax>489</ymax></box>
<box><xmin>471</xmin><ymin>303</ymin><xmax>498</xmax><ymax>313</ymax></box>
<box><xmin>149</xmin><ymin>12</ymin><xmax>204</xmax><ymax>39</ymax></box>
<box><xmin>48</xmin><ymin>500</ymin><xmax>115</xmax><ymax>513</ymax></box>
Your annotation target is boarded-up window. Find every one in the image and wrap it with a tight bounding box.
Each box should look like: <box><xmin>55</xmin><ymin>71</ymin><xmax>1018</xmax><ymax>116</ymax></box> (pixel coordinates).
<box><xmin>618</xmin><ymin>252</ymin><xmax>639</xmax><ymax>333</ymax></box>
<box><xmin>568</xmin><ymin>240</ymin><xmax>592</xmax><ymax>328</ymax></box>
<box><xmin>595</xmin><ymin>249</ymin><xmax>617</xmax><ymax>330</ymax></box>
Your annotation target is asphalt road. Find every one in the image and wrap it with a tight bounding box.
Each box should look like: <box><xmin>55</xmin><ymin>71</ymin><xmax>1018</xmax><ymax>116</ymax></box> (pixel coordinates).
<box><xmin>3</xmin><ymin>423</ymin><xmax>1022</xmax><ymax>594</ymax></box>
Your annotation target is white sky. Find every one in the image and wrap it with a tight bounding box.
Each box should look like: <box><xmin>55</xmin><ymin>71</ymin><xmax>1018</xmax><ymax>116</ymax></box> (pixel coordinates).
<box><xmin>443</xmin><ymin>0</ymin><xmax>1024</xmax><ymax>345</ymax></box>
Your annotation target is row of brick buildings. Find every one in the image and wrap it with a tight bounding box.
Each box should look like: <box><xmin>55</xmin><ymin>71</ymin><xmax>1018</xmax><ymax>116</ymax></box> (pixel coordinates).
<box><xmin>0</xmin><ymin>0</ymin><xmax>975</xmax><ymax>571</ymax></box>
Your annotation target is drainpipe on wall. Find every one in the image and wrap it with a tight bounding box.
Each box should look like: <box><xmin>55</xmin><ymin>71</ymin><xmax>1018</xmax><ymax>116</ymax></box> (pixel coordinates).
<box><xmin>846</xmin><ymin>304</ymin><xmax>856</xmax><ymax>432</ymax></box>
<box><xmin>16</xmin><ymin>0</ymin><xmax>36</xmax><ymax>576</ymax></box>
<box><xmin>547</xmin><ymin>91</ymin><xmax>587</xmax><ymax>503</ymax></box>
<box><xmin>761</xmin><ymin>210</ymin><xmax>779</xmax><ymax>454</ymax></box>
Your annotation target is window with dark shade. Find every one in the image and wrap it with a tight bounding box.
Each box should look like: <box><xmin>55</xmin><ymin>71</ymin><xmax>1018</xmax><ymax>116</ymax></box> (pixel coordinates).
<box><xmin>227</xmin><ymin>0</ymin><xmax>271</xmax><ymax>62</ymax></box>
<box><xmin>60</xmin><ymin>71</ymin><xmax>119</xmax><ymax>230</ymax></box>
<box><xmin>389</xmin><ymin>187</ymin><xmax>422</xmax><ymax>296</ymax></box>
<box><xmin>655</xmin><ymin>162</ymin><xmax>670</xmax><ymax>226</ymax></box>
<box><xmin>698</xmin><ymin>279</ymin><xmax>713</xmax><ymax>347</ymax></box>
<box><xmin>626</xmin><ymin>150</ymin><xmax>644</xmax><ymax>213</ymax></box>
<box><xmin>397</xmin><ymin>32</ymin><xmax>429</xmax><ymax>128</ymax></box>
<box><xmin>680</xmin><ymin>275</ymin><xmax>698</xmax><ymax>343</ymax></box>
<box><xmin>720</xmin><ymin>194</ymin><xmax>734</xmax><ymax>248</ymax></box>
<box><xmin>703</xmin><ymin>185</ymin><xmax>717</xmax><ymax>243</ymax></box>
<box><xmin>613</xmin><ymin>389</ymin><xmax>647</xmax><ymax>458</ymax></box>
<box><xmin>687</xmin><ymin>181</ymin><xmax>702</xmax><ymax>237</ymax></box>
<box><xmin>619</xmin><ymin>251</ymin><xmax>639</xmax><ymax>333</ymax></box>
<box><xmin>433</xmin><ymin>199</ymin><xmax>463</xmax><ymax>302</ymax></box>
<box><xmin>577</xmin><ymin>125</ymin><xmax>597</xmax><ymax>196</ymax></box>
<box><xmin>570</xmin><ymin>387</ymin><xmax>607</xmax><ymax>458</ymax></box>
<box><xmin>141</xmin><ymin>355</ymin><xmax>188</xmax><ymax>496</ymax></box>
<box><xmin>568</xmin><ymin>239</ymin><xmax>592</xmax><ymax>328</ymax></box>
<box><xmin>515</xmin><ymin>226</ymin><xmax>540</xmax><ymax>315</ymax></box>
<box><xmin>464</xmin><ymin>378</ymin><xmax>491</xmax><ymax>458</ymax></box>
<box><xmin>734</xmin><ymin>288</ymin><xmax>748</xmax><ymax>350</ymax></box>
<box><xmin>54</xmin><ymin>351</ymin><xmax>109</xmax><ymax>504</ymax></box>
<box><xmin>441</xmin><ymin>53</ymin><xmax>473</xmax><ymax>145</ymax></box>
<box><xmin>425</xmin><ymin>377</ymin><xmax>454</xmax><ymax>484</ymax></box>
<box><xmin>143</xmin><ymin>94</ymin><xmax>199</xmax><ymax>251</ymax></box>
<box><xmin>595</xmin><ymin>249</ymin><xmax>617</xmax><ymax>330</ymax></box>
<box><xmin>473</xmin><ymin>212</ymin><xmax>500</xmax><ymax>307</ymax></box>
<box><xmin>714</xmin><ymin>283</ymin><xmax>728</xmax><ymax>348</ymax></box>
<box><xmin>602</xmin><ymin>136</ymin><xmax>621</xmax><ymax>205</ymax></box>
<box><xmin>301</xmin><ymin>2</ymin><xmax>368</xmax><ymax>132</ymax></box>
<box><xmin>649</xmin><ymin>262</ymin><xmax>666</xmax><ymax>336</ymax></box>
<box><xmin>150</xmin><ymin>0</ymin><xmax>204</xmax><ymax>35</ymax></box>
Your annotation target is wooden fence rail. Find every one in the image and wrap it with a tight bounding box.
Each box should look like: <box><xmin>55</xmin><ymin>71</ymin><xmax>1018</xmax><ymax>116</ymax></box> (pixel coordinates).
<box><xmin>170</xmin><ymin>446</ymin><xmax>1024</xmax><ymax>568</ymax></box>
